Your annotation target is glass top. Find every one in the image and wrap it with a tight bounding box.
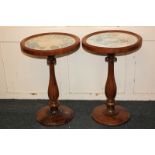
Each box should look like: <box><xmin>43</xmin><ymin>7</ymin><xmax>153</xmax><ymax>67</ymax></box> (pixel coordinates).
<box><xmin>86</xmin><ymin>32</ymin><xmax>138</xmax><ymax>48</ymax></box>
<box><xmin>25</xmin><ymin>34</ymin><xmax>76</xmax><ymax>51</ymax></box>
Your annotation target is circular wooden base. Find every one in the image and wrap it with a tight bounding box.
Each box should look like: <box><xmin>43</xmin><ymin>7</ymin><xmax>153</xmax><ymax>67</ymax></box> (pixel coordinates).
<box><xmin>92</xmin><ymin>105</ymin><xmax>130</xmax><ymax>126</ymax></box>
<box><xmin>36</xmin><ymin>105</ymin><xmax>74</xmax><ymax>126</ymax></box>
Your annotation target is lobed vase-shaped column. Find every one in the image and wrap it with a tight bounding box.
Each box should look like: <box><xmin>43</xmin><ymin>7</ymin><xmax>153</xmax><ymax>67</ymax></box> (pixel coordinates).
<box><xmin>105</xmin><ymin>54</ymin><xmax>117</xmax><ymax>115</ymax></box>
<box><xmin>47</xmin><ymin>56</ymin><xmax>59</xmax><ymax>114</ymax></box>
<box><xmin>36</xmin><ymin>56</ymin><xmax>74</xmax><ymax>126</ymax></box>
<box><xmin>91</xmin><ymin>54</ymin><xmax>130</xmax><ymax>126</ymax></box>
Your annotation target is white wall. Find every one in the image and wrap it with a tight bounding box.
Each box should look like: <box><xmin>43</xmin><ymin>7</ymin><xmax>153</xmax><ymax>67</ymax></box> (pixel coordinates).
<box><xmin>0</xmin><ymin>26</ymin><xmax>155</xmax><ymax>100</ymax></box>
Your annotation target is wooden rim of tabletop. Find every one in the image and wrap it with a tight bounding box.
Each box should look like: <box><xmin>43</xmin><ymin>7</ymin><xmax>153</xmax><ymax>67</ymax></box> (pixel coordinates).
<box><xmin>82</xmin><ymin>30</ymin><xmax>142</xmax><ymax>55</ymax></box>
<box><xmin>20</xmin><ymin>32</ymin><xmax>80</xmax><ymax>56</ymax></box>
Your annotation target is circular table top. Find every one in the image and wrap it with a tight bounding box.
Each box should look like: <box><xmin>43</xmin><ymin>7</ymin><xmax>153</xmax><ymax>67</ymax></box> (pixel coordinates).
<box><xmin>20</xmin><ymin>32</ymin><xmax>80</xmax><ymax>56</ymax></box>
<box><xmin>82</xmin><ymin>30</ymin><xmax>142</xmax><ymax>55</ymax></box>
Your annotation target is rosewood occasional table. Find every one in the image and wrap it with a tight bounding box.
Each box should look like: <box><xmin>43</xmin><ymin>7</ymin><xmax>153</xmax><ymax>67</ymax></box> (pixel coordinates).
<box><xmin>20</xmin><ymin>32</ymin><xmax>80</xmax><ymax>126</ymax></box>
<box><xmin>82</xmin><ymin>30</ymin><xmax>142</xmax><ymax>126</ymax></box>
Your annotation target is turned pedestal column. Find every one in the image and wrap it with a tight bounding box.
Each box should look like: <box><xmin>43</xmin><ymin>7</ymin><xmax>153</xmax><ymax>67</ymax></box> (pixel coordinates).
<box><xmin>82</xmin><ymin>30</ymin><xmax>142</xmax><ymax>126</ymax></box>
<box><xmin>36</xmin><ymin>56</ymin><xmax>74</xmax><ymax>126</ymax></box>
<box><xmin>20</xmin><ymin>32</ymin><xmax>80</xmax><ymax>126</ymax></box>
<box><xmin>91</xmin><ymin>54</ymin><xmax>130</xmax><ymax>126</ymax></box>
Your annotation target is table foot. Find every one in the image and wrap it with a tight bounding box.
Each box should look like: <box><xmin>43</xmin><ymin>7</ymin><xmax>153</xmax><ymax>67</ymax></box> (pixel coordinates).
<box><xmin>92</xmin><ymin>105</ymin><xmax>130</xmax><ymax>126</ymax></box>
<box><xmin>36</xmin><ymin>105</ymin><xmax>74</xmax><ymax>126</ymax></box>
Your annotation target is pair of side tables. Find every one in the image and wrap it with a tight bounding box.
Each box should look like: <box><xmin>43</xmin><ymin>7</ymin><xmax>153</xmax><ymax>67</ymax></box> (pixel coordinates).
<box><xmin>20</xmin><ymin>30</ymin><xmax>142</xmax><ymax>126</ymax></box>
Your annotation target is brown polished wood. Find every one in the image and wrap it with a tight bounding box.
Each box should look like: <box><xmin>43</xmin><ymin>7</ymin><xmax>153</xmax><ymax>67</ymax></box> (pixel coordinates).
<box><xmin>82</xmin><ymin>30</ymin><xmax>142</xmax><ymax>55</ymax></box>
<box><xmin>82</xmin><ymin>30</ymin><xmax>142</xmax><ymax>126</ymax></box>
<box><xmin>36</xmin><ymin>56</ymin><xmax>73</xmax><ymax>126</ymax></box>
<box><xmin>20</xmin><ymin>32</ymin><xmax>80</xmax><ymax>57</ymax></box>
<box><xmin>20</xmin><ymin>32</ymin><xmax>80</xmax><ymax>126</ymax></box>
<box><xmin>92</xmin><ymin>54</ymin><xmax>130</xmax><ymax>126</ymax></box>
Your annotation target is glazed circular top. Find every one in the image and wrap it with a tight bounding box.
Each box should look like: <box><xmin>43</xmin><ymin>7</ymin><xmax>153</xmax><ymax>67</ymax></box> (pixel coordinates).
<box><xmin>82</xmin><ymin>30</ymin><xmax>142</xmax><ymax>55</ymax></box>
<box><xmin>20</xmin><ymin>32</ymin><xmax>80</xmax><ymax>56</ymax></box>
